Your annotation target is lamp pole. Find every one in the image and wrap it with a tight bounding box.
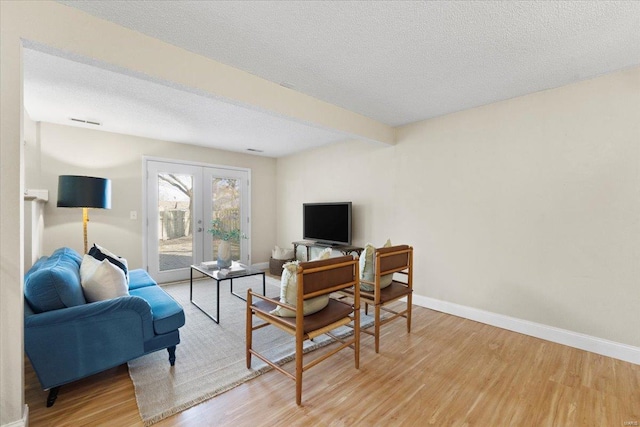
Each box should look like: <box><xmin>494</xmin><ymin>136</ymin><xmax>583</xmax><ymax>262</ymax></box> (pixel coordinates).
<box><xmin>82</xmin><ymin>207</ymin><xmax>89</xmax><ymax>254</ymax></box>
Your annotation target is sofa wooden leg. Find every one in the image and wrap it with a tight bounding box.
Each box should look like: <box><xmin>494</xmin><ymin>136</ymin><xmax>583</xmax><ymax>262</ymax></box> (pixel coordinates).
<box><xmin>167</xmin><ymin>346</ymin><xmax>176</xmax><ymax>366</ymax></box>
<box><xmin>46</xmin><ymin>386</ymin><xmax>60</xmax><ymax>407</ymax></box>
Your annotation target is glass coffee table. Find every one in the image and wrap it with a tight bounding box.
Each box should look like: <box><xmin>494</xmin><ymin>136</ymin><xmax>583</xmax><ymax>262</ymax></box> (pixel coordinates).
<box><xmin>190</xmin><ymin>263</ymin><xmax>266</xmax><ymax>324</ymax></box>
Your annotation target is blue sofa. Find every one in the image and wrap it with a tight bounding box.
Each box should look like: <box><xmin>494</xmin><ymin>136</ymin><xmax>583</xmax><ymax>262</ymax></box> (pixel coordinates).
<box><xmin>24</xmin><ymin>247</ymin><xmax>185</xmax><ymax>407</ymax></box>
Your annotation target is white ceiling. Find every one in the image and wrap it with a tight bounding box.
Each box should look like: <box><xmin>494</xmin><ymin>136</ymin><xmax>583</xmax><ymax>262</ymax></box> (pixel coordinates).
<box><xmin>23</xmin><ymin>47</ymin><xmax>349</xmax><ymax>158</ymax></box>
<box><xmin>24</xmin><ymin>1</ymin><xmax>640</xmax><ymax>157</ymax></box>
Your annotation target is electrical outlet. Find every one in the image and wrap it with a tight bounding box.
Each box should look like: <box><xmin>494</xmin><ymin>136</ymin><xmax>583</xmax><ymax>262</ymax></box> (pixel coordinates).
<box><xmin>130</xmin><ymin>210</ymin><xmax>138</xmax><ymax>220</ymax></box>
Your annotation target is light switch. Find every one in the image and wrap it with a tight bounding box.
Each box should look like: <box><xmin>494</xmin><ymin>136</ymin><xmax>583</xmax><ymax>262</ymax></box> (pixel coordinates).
<box><xmin>130</xmin><ymin>210</ymin><xmax>138</xmax><ymax>220</ymax></box>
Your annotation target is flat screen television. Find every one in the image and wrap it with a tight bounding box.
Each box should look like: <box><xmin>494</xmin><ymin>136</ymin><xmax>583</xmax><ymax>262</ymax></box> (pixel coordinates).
<box><xmin>303</xmin><ymin>202</ymin><xmax>352</xmax><ymax>246</ymax></box>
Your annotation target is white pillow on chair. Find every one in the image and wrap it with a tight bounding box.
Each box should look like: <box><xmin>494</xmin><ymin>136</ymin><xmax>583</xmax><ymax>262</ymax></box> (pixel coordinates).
<box><xmin>271</xmin><ymin>247</ymin><xmax>332</xmax><ymax>317</ymax></box>
<box><xmin>360</xmin><ymin>239</ymin><xmax>393</xmax><ymax>292</ymax></box>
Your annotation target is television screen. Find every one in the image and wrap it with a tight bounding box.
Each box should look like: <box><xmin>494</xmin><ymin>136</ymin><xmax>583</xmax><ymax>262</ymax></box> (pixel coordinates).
<box><xmin>303</xmin><ymin>202</ymin><xmax>352</xmax><ymax>245</ymax></box>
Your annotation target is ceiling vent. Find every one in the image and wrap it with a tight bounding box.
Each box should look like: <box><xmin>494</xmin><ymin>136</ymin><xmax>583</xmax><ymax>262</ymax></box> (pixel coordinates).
<box><xmin>70</xmin><ymin>117</ymin><xmax>101</xmax><ymax>126</ymax></box>
<box><xmin>246</xmin><ymin>148</ymin><xmax>264</xmax><ymax>153</ymax></box>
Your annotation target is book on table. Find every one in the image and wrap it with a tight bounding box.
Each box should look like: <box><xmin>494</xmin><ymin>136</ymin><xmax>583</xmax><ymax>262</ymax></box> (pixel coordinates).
<box><xmin>218</xmin><ymin>261</ymin><xmax>247</xmax><ymax>278</ymax></box>
<box><xmin>200</xmin><ymin>260</ymin><xmax>218</xmax><ymax>270</ymax></box>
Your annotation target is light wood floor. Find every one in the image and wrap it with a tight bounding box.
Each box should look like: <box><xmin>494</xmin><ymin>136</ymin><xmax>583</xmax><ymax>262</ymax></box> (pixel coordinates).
<box><xmin>25</xmin><ymin>304</ymin><xmax>640</xmax><ymax>426</ymax></box>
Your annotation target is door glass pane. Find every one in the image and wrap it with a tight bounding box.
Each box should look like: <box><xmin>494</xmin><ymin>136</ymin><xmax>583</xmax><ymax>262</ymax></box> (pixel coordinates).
<box><xmin>210</xmin><ymin>178</ymin><xmax>241</xmax><ymax>261</ymax></box>
<box><xmin>158</xmin><ymin>173</ymin><xmax>193</xmax><ymax>271</ymax></box>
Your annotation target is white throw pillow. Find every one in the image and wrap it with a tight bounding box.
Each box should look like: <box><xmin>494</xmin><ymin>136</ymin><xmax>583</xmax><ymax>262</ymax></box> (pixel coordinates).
<box><xmin>88</xmin><ymin>243</ymin><xmax>129</xmax><ymax>283</ymax></box>
<box><xmin>271</xmin><ymin>245</ymin><xmax>295</xmax><ymax>260</ymax></box>
<box><xmin>270</xmin><ymin>247</ymin><xmax>332</xmax><ymax>317</ymax></box>
<box><xmin>360</xmin><ymin>239</ymin><xmax>393</xmax><ymax>292</ymax></box>
<box><xmin>80</xmin><ymin>254</ymin><xmax>129</xmax><ymax>302</ymax></box>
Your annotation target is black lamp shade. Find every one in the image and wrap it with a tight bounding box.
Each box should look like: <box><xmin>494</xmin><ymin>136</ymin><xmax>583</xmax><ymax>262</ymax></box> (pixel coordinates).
<box><xmin>57</xmin><ymin>175</ymin><xmax>112</xmax><ymax>209</ymax></box>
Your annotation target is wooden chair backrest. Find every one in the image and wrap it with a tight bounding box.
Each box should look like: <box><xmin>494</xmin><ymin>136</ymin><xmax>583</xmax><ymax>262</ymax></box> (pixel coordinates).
<box><xmin>298</xmin><ymin>255</ymin><xmax>358</xmax><ymax>299</ymax></box>
<box><xmin>376</xmin><ymin>245</ymin><xmax>412</xmax><ymax>276</ymax></box>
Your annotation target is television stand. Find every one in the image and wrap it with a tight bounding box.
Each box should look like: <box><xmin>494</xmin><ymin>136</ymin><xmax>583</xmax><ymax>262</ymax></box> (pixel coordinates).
<box><xmin>293</xmin><ymin>240</ymin><xmax>364</xmax><ymax>261</ymax></box>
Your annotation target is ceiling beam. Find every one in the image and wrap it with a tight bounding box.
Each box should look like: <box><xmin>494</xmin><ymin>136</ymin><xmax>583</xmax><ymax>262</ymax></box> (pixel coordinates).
<box><xmin>7</xmin><ymin>1</ymin><xmax>395</xmax><ymax>146</ymax></box>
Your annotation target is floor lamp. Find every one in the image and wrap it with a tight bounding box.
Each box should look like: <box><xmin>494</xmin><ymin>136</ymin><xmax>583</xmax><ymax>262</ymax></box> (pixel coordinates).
<box><xmin>57</xmin><ymin>175</ymin><xmax>112</xmax><ymax>254</ymax></box>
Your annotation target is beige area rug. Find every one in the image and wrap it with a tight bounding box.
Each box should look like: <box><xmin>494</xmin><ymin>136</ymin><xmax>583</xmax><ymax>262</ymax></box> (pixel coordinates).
<box><xmin>128</xmin><ymin>275</ymin><xmax>372</xmax><ymax>426</ymax></box>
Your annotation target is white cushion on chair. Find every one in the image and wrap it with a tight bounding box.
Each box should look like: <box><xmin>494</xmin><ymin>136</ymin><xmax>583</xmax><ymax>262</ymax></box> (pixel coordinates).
<box><xmin>270</xmin><ymin>247</ymin><xmax>332</xmax><ymax>317</ymax></box>
<box><xmin>360</xmin><ymin>239</ymin><xmax>393</xmax><ymax>292</ymax></box>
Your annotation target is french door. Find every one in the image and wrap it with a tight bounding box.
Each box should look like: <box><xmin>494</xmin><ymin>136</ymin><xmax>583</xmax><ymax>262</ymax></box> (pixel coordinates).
<box><xmin>145</xmin><ymin>159</ymin><xmax>250</xmax><ymax>283</ymax></box>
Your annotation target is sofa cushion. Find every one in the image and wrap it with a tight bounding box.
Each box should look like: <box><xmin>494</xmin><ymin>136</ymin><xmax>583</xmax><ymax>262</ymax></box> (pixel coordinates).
<box><xmin>128</xmin><ymin>269</ymin><xmax>158</xmax><ymax>290</ymax></box>
<box><xmin>24</xmin><ymin>247</ymin><xmax>86</xmax><ymax>313</ymax></box>
<box><xmin>130</xmin><ymin>285</ymin><xmax>185</xmax><ymax>334</ymax></box>
<box><xmin>80</xmin><ymin>255</ymin><xmax>129</xmax><ymax>302</ymax></box>
<box><xmin>24</xmin><ymin>255</ymin><xmax>49</xmax><ymax>282</ymax></box>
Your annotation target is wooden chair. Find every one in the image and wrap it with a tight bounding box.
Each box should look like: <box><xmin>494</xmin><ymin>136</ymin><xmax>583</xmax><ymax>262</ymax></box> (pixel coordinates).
<box><xmin>342</xmin><ymin>245</ymin><xmax>413</xmax><ymax>353</ymax></box>
<box><xmin>246</xmin><ymin>255</ymin><xmax>360</xmax><ymax>405</ymax></box>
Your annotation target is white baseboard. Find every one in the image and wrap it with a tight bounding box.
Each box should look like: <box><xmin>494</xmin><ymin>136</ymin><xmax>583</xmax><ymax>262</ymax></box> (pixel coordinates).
<box><xmin>412</xmin><ymin>294</ymin><xmax>640</xmax><ymax>365</ymax></box>
<box><xmin>1</xmin><ymin>404</ymin><xmax>28</xmax><ymax>427</ymax></box>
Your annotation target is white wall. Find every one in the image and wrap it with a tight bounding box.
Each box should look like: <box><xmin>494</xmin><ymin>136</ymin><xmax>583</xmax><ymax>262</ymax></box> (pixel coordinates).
<box><xmin>1</xmin><ymin>7</ymin><xmax>26</xmax><ymax>424</ymax></box>
<box><xmin>24</xmin><ymin>114</ymin><xmax>38</xmax><ymax>270</ymax></box>
<box><xmin>277</xmin><ymin>66</ymin><xmax>640</xmax><ymax>349</ymax></box>
<box><xmin>28</xmin><ymin>122</ymin><xmax>277</xmax><ymax>271</ymax></box>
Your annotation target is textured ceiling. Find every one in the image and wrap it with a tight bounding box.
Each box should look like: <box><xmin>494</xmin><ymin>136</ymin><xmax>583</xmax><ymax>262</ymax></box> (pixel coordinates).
<box><xmin>24</xmin><ymin>1</ymin><xmax>640</xmax><ymax>157</ymax></box>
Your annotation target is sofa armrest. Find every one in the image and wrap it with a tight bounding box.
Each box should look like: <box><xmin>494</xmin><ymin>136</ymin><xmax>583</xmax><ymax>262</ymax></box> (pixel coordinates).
<box><xmin>25</xmin><ymin>295</ymin><xmax>154</xmax><ymax>338</ymax></box>
<box><xmin>24</xmin><ymin>295</ymin><xmax>155</xmax><ymax>389</ymax></box>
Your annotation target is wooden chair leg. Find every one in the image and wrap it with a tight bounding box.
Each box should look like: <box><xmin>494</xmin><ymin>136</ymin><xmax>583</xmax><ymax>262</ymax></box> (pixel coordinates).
<box><xmin>246</xmin><ymin>290</ymin><xmax>253</xmax><ymax>369</ymax></box>
<box><xmin>354</xmin><ymin>309</ymin><xmax>360</xmax><ymax>369</ymax></box>
<box><xmin>374</xmin><ymin>304</ymin><xmax>381</xmax><ymax>353</ymax></box>
<box><xmin>407</xmin><ymin>293</ymin><xmax>413</xmax><ymax>333</ymax></box>
<box><xmin>295</xmin><ymin>331</ymin><xmax>304</xmax><ymax>406</ymax></box>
